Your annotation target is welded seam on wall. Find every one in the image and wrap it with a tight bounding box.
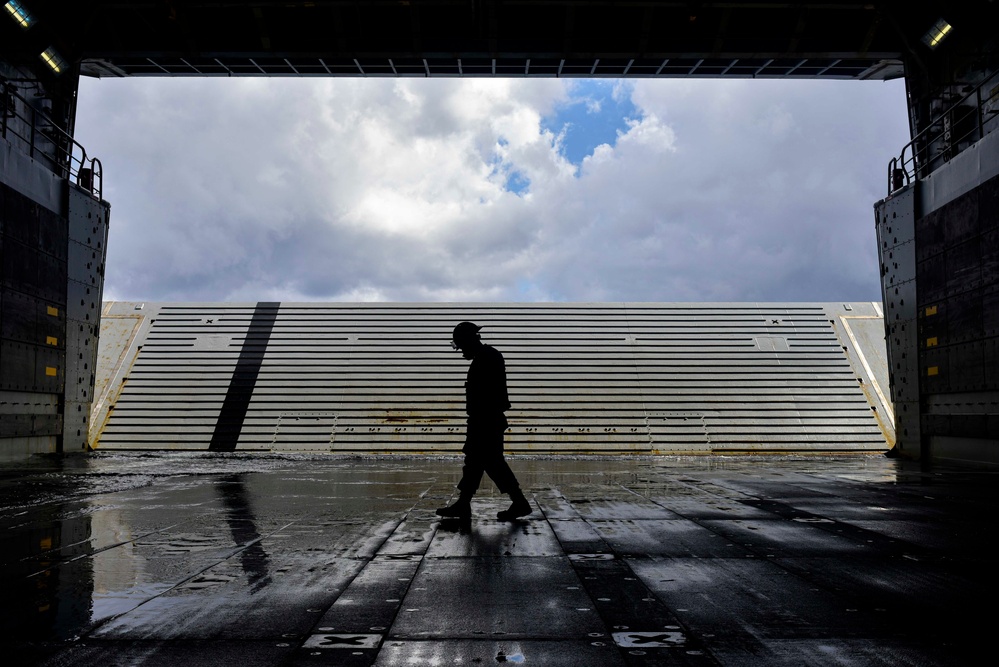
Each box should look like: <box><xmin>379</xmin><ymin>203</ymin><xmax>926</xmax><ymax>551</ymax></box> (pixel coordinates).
<box><xmin>209</xmin><ymin>302</ymin><xmax>280</xmax><ymax>451</ymax></box>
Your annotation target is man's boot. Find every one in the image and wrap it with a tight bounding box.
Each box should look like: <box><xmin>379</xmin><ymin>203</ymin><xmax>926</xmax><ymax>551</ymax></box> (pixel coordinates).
<box><xmin>497</xmin><ymin>488</ymin><xmax>531</xmax><ymax>521</ymax></box>
<box><xmin>436</xmin><ymin>492</ymin><xmax>472</xmax><ymax>519</ymax></box>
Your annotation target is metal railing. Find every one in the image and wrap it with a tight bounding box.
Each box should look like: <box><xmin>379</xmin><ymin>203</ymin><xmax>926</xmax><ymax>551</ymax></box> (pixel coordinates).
<box><xmin>889</xmin><ymin>68</ymin><xmax>999</xmax><ymax>195</ymax></box>
<box><xmin>1</xmin><ymin>79</ymin><xmax>103</xmax><ymax>199</ymax></box>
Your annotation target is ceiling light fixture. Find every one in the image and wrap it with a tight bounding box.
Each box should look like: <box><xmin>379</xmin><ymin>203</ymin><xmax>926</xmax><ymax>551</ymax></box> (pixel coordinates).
<box><xmin>4</xmin><ymin>1</ymin><xmax>34</xmax><ymax>29</ymax></box>
<box><xmin>922</xmin><ymin>18</ymin><xmax>953</xmax><ymax>49</ymax></box>
<box><xmin>40</xmin><ymin>46</ymin><xmax>66</xmax><ymax>74</ymax></box>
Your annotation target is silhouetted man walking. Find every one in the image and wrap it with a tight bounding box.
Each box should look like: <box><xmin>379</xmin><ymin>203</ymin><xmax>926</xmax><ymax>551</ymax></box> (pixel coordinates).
<box><xmin>436</xmin><ymin>321</ymin><xmax>531</xmax><ymax>521</ymax></box>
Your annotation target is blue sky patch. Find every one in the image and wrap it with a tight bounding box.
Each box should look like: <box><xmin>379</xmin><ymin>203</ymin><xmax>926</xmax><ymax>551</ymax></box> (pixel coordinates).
<box><xmin>543</xmin><ymin>81</ymin><xmax>639</xmax><ymax>167</ymax></box>
<box><xmin>505</xmin><ymin>170</ymin><xmax>530</xmax><ymax>195</ymax></box>
<box><xmin>491</xmin><ymin>137</ymin><xmax>531</xmax><ymax>195</ymax></box>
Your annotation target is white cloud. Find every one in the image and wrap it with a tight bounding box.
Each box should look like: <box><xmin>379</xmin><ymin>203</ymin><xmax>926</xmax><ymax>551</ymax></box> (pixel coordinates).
<box><xmin>74</xmin><ymin>75</ymin><xmax>908</xmax><ymax>303</ymax></box>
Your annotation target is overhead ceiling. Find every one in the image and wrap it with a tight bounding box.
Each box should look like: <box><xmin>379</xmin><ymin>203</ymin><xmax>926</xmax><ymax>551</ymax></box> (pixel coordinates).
<box><xmin>4</xmin><ymin>1</ymin><xmax>982</xmax><ymax>81</ymax></box>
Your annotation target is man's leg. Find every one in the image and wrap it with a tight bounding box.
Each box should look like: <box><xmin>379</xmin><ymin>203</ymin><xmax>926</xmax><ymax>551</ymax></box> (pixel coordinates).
<box><xmin>436</xmin><ymin>428</ymin><xmax>485</xmax><ymax>518</ymax></box>
<box><xmin>489</xmin><ymin>458</ymin><xmax>530</xmax><ymax>520</ymax></box>
<box><xmin>481</xmin><ymin>451</ymin><xmax>519</xmax><ymax>494</ymax></box>
<box><xmin>477</xmin><ymin>420</ymin><xmax>531</xmax><ymax>521</ymax></box>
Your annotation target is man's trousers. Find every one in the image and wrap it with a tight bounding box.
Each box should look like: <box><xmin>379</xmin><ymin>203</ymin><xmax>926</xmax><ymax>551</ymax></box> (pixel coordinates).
<box><xmin>456</xmin><ymin>415</ymin><xmax>520</xmax><ymax>495</ymax></box>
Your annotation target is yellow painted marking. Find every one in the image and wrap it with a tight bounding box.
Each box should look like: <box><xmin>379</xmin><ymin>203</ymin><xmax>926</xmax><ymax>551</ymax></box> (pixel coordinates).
<box><xmin>927</xmin><ymin>366</ymin><xmax>939</xmax><ymax>376</ymax></box>
<box><xmin>45</xmin><ymin>366</ymin><xmax>58</xmax><ymax>377</ymax></box>
<box><xmin>926</xmin><ymin>337</ymin><xmax>938</xmax><ymax>347</ymax></box>
<box><xmin>46</xmin><ymin>336</ymin><xmax>58</xmax><ymax>346</ymax></box>
<box><xmin>925</xmin><ymin>305</ymin><xmax>938</xmax><ymax>316</ymax></box>
<box><xmin>46</xmin><ymin>306</ymin><xmax>59</xmax><ymax>317</ymax></box>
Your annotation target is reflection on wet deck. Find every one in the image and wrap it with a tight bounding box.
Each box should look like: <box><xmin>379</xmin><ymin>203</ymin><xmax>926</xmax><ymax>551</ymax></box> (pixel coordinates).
<box><xmin>1</xmin><ymin>453</ymin><xmax>994</xmax><ymax>666</ymax></box>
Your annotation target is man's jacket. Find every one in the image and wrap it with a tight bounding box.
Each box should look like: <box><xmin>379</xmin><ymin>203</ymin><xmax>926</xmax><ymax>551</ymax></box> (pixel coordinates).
<box><xmin>465</xmin><ymin>344</ymin><xmax>511</xmax><ymax>416</ymax></box>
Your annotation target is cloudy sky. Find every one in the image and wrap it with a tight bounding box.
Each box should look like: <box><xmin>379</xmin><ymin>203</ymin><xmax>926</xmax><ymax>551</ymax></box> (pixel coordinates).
<box><xmin>74</xmin><ymin>75</ymin><xmax>909</xmax><ymax>304</ymax></box>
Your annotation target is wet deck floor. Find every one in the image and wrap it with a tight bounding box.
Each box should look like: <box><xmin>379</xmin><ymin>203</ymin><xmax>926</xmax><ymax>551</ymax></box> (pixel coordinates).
<box><xmin>1</xmin><ymin>453</ymin><xmax>995</xmax><ymax>666</ymax></box>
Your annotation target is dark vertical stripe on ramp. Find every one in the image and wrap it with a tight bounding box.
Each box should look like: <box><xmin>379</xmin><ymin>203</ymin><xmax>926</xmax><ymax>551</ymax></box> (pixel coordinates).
<box><xmin>209</xmin><ymin>302</ymin><xmax>280</xmax><ymax>451</ymax></box>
